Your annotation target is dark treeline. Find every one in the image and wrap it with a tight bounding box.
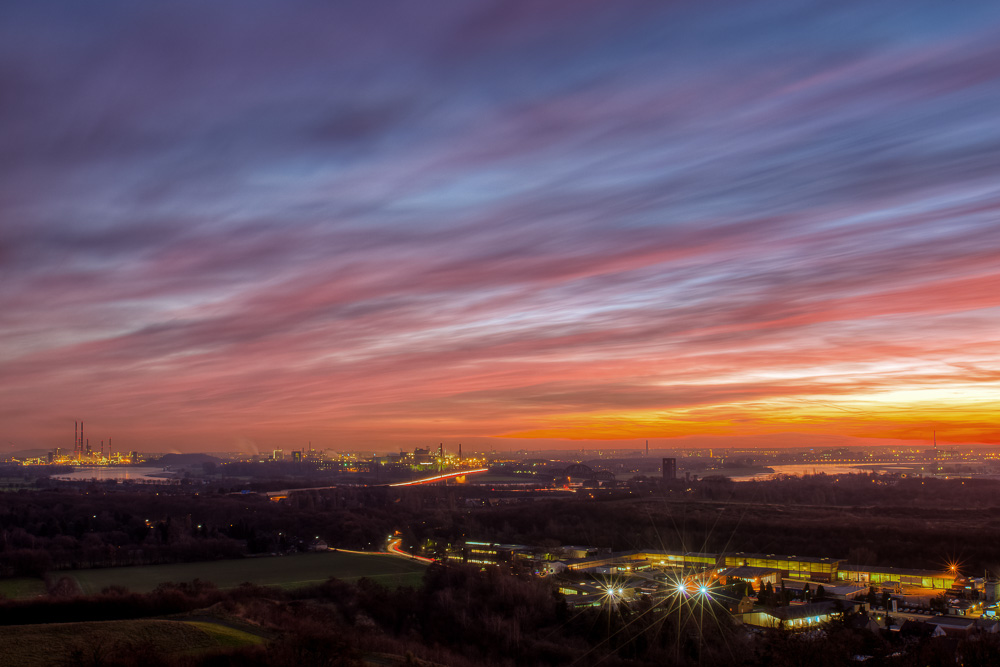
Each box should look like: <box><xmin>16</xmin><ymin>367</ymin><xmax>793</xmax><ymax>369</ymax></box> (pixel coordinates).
<box><xmin>3</xmin><ymin>474</ymin><xmax>999</xmax><ymax>579</ymax></box>
<box><xmin>416</xmin><ymin>475</ymin><xmax>1000</xmax><ymax>574</ymax></box>
<box><xmin>3</xmin><ymin>565</ymin><xmax>1000</xmax><ymax>666</ymax></box>
<box><xmin>0</xmin><ymin>487</ymin><xmax>412</xmax><ymax>577</ymax></box>
<box><xmin>678</xmin><ymin>473</ymin><xmax>1000</xmax><ymax>508</ymax></box>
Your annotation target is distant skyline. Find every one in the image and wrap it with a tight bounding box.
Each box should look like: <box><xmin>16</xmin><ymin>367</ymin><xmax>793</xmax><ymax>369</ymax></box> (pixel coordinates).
<box><xmin>3</xmin><ymin>1</ymin><xmax>1000</xmax><ymax>453</ymax></box>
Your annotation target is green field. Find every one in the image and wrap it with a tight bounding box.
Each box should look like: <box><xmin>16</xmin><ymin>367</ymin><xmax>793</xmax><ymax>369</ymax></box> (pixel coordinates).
<box><xmin>0</xmin><ymin>577</ymin><xmax>47</xmax><ymax>599</ymax></box>
<box><xmin>0</xmin><ymin>618</ymin><xmax>264</xmax><ymax>666</ymax></box>
<box><xmin>60</xmin><ymin>550</ymin><xmax>427</xmax><ymax>596</ymax></box>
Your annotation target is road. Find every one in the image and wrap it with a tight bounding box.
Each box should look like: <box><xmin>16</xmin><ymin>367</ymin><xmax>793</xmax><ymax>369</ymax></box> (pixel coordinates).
<box><xmin>386</xmin><ymin>538</ymin><xmax>435</xmax><ymax>563</ymax></box>
<box><xmin>330</xmin><ymin>539</ymin><xmax>435</xmax><ymax>564</ymax></box>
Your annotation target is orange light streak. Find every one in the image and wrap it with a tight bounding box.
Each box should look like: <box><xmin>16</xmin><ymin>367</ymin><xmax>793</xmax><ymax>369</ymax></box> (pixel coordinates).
<box><xmin>388</xmin><ymin>468</ymin><xmax>488</xmax><ymax>486</ymax></box>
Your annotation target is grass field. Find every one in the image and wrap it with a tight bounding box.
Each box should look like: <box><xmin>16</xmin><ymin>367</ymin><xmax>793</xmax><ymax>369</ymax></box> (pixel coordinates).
<box><xmin>0</xmin><ymin>618</ymin><xmax>264</xmax><ymax>666</ymax></box>
<box><xmin>0</xmin><ymin>577</ymin><xmax>47</xmax><ymax>599</ymax></box>
<box><xmin>60</xmin><ymin>550</ymin><xmax>428</xmax><ymax>595</ymax></box>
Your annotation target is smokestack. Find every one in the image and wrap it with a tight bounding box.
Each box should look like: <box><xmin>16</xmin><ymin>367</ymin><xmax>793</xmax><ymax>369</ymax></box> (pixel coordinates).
<box><xmin>75</xmin><ymin>421</ymin><xmax>78</xmax><ymax>452</ymax></box>
<box><xmin>646</xmin><ymin>440</ymin><xmax>649</xmax><ymax>456</ymax></box>
<box><xmin>459</xmin><ymin>443</ymin><xmax>462</xmax><ymax>462</ymax></box>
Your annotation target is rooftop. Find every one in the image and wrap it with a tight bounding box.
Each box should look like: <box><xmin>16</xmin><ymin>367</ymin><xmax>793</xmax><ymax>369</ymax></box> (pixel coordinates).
<box><xmin>840</xmin><ymin>564</ymin><xmax>954</xmax><ymax>578</ymax></box>
<box><xmin>766</xmin><ymin>600</ymin><xmax>842</xmax><ymax>621</ymax></box>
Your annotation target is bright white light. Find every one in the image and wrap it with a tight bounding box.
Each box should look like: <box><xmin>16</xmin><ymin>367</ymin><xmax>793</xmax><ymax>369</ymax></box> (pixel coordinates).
<box><xmin>675</xmin><ymin>584</ymin><xmax>686</xmax><ymax>594</ymax></box>
<box><xmin>699</xmin><ymin>586</ymin><xmax>709</xmax><ymax>595</ymax></box>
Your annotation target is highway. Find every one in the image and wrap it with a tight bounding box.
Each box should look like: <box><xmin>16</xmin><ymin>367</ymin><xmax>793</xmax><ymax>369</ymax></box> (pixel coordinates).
<box><xmin>331</xmin><ymin>539</ymin><xmax>435</xmax><ymax>564</ymax></box>
<box><xmin>387</xmin><ymin>538</ymin><xmax>435</xmax><ymax>563</ymax></box>
<box><xmin>387</xmin><ymin>468</ymin><xmax>489</xmax><ymax>486</ymax></box>
<box><xmin>262</xmin><ymin>467</ymin><xmax>490</xmax><ymax>500</ymax></box>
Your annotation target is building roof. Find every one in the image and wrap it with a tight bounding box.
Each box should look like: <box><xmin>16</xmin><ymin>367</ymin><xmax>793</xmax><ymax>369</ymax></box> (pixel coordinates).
<box><xmin>975</xmin><ymin>619</ymin><xmax>1000</xmax><ymax>633</ymax></box>
<box><xmin>767</xmin><ymin>601</ymin><xmax>841</xmax><ymax>621</ymax></box>
<box><xmin>898</xmin><ymin>620</ymin><xmax>945</xmax><ymax>637</ymax></box>
<box><xmin>726</xmin><ymin>552</ymin><xmax>843</xmax><ymax>565</ymax></box>
<box><xmin>721</xmin><ymin>566</ymin><xmax>779</xmax><ymax>578</ymax></box>
<box><xmin>780</xmin><ymin>580</ymin><xmax>866</xmax><ymax>596</ymax></box>
<box><xmin>929</xmin><ymin>616</ymin><xmax>977</xmax><ymax>629</ymax></box>
<box><xmin>839</xmin><ymin>564</ymin><xmax>954</xmax><ymax>578</ymax></box>
<box><xmin>631</xmin><ymin>550</ymin><xmax>717</xmax><ymax>559</ymax></box>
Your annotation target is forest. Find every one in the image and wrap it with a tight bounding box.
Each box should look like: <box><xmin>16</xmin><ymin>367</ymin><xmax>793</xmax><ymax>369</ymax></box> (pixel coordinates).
<box><xmin>1</xmin><ymin>564</ymin><xmax>999</xmax><ymax>666</ymax></box>
<box><xmin>2</xmin><ymin>473</ymin><xmax>1000</xmax><ymax>664</ymax></box>
<box><xmin>0</xmin><ymin>486</ymin><xmax>401</xmax><ymax>576</ymax></box>
<box><xmin>2</xmin><ymin>473</ymin><xmax>999</xmax><ymax>579</ymax></box>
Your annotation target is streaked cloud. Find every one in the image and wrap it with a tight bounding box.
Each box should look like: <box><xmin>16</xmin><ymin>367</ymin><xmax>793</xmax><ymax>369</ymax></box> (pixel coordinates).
<box><xmin>2</xmin><ymin>0</ymin><xmax>999</xmax><ymax>450</ymax></box>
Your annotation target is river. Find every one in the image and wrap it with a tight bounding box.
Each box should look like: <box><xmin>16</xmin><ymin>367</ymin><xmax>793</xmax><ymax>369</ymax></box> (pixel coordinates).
<box><xmin>50</xmin><ymin>466</ymin><xmax>178</xmax><ymax>482</ymax></box>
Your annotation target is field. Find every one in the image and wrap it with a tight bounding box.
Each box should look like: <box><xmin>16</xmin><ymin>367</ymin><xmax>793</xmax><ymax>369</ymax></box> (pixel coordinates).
<box><xmin>0</xmin><ymin>577</ymin><xmax>47</xmax><ymax>598</ymax></box>
<box><xmin>0</xmin><ymin>618</ymin><xmax>265</xmax><ymax>666</ymax></box>
<box><xmin>0</xmin><ymin>552</ymin><xmax>426</xmax><ymax>663</ymax></box>
<box><xmin>61</xmin><ymin>550</ymin><xmax>428</xmax><ymax>596</ymax></box>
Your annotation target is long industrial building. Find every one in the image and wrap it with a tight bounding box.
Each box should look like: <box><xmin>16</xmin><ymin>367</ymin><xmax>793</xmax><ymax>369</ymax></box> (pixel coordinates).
<box><xmin>562</xmin><ymin>549</ymin><xmax>958</xmax><ymax>590</ymax></box>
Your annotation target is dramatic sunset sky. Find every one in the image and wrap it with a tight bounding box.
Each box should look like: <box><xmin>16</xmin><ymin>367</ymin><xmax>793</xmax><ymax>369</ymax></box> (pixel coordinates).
<box><xmin>2</xmin><ymin>1</ymin><xmax>1000</xmax><ymax>453</ymax></box>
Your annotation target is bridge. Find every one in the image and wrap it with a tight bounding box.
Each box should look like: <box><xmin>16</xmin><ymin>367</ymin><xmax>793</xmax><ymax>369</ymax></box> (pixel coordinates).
<box><xmin>264</xmin><ymin>467</ymin><xmax>489</xmax><ymax>500</ymax></box>
<box><xmin>388</xmin><ymin>468</ymin><xmax>489</xmax><ymax>486</ymax></box>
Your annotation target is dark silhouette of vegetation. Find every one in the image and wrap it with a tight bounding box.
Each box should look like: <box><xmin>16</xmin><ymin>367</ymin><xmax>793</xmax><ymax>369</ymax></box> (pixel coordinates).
<box><xmin>5</xmin><ymin>473</ymin><xmax>1000</xmax><ymax>582</ymax></box>
<box><xmin>1</xmin><ymin>563</ymin><xmax>999</xmax><ymax>666</ymax></box>
<box><xmin>0</xmin><ymin>487</ymin><xmax>410</xmax><ymax>576</ymax></box>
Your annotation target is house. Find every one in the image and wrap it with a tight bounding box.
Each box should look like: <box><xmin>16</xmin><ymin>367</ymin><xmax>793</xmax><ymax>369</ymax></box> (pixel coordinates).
<box><xmin>539</xmin><ymin>561</ymin><xmax>568</xmax><ymax>576</ymax></box>
<box><xmin>898</xmin><ymin>620</ymin><xmax>946</xmax><ymax>638</ymax></box>
<box><xmin>714</xmin><ymin>592</ymin><xmax>754</xmax><ymax>615</ymax></box>
<box><xmin>716</xmin><ymin>566</ymin><xmax>780</xmax><ymax>589</ymax></box>
<box><xmin>742</xmin><ymin>600</ymin><xmax>843</xmax><ymax>629</ymax></box>
<box><xmin>929</xmin><ymin>616</ymin><xmax>979</xmax><ymax>637</ymax></box>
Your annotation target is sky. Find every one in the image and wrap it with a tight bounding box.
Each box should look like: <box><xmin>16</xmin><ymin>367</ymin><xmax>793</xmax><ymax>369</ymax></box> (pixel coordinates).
<box><xmin>2</xmin><ymin>1</ymin><xmax>1000</xmax><ymax>454</ymax></box>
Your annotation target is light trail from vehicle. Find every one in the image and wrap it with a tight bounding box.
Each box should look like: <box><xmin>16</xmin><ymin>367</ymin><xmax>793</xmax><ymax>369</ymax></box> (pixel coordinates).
<box><xmin>387</xmin><ymin>538</ymin><xmax>435</xmax><ymax>563</ymax></box>
<box><xmin>330</xmin><ymin>547</ymin><xmax>394</xmax><ymax>556</ymax></box>
<box><xmin>387</xmin><ymin>468</ymin><xmax>489</xmax><ymax>486</ymax></box>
